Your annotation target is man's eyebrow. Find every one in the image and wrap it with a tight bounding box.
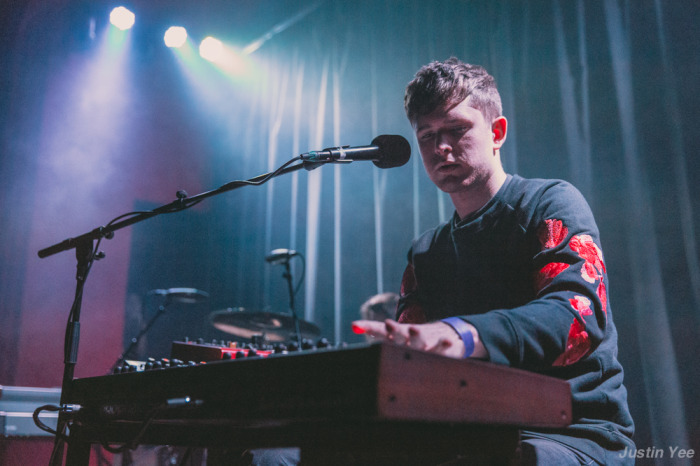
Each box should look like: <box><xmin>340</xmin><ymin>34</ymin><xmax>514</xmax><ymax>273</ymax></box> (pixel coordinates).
<box><xmin>444</xmin><ymin>116</ymin><xmax>469</xmax><ymax>125</ymax></box>
<box><xmin>416</xmin><ymin>117</ymin><xmax>469</xmax><ymax>133</ymax></box>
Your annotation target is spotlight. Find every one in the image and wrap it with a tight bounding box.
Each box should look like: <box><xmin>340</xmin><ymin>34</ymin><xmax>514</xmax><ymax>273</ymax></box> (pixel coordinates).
<box><xmin>164</xmin><ymin>26</ymin><xmax>188</xmax><ymax>48</ymax></box>
<box><xmin>199</xmin><ymin>37</ymin><xmax>224</xmax><ymax>62</ymax></box>
<box><xmin>109</xmin><ymin>6</ymin><xmax>135</xmax><ymax>31</ymax></box>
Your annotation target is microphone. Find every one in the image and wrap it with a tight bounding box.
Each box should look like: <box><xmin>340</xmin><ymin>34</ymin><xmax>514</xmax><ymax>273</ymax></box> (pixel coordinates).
<box><xmin>301</xmin><ymin>135</ymin><xmax>410</xmax><ymax>169</ymax></box>
<box><xmin>265</xmin><ymin>248</ymin><xmax>299</xmax><ymax>264</ymax></box>
<box><xmin>147</xmin><ymin>288</ymin><xmax>210</xmax><ymax>303</ymax></box>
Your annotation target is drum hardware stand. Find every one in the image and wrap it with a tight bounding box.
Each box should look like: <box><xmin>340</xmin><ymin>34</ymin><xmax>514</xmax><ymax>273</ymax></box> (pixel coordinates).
<box><xmin>282</xmin><ymin>258</ymin><xmax>303</xmax><ymax>349</ymax></box>
<box><xmin>110</xmin><ymin>294</ymin><xmax>171</xmax><ymax>373</ymax></box>
<box><xmin>37</xmin><ymin>156</ymin><xmax>327</xmax><ymax>465</ymax></box>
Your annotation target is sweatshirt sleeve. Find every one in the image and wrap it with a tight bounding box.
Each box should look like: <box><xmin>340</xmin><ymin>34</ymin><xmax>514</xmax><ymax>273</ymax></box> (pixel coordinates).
<box><xmin>462</xmin><ymin>181</ymin><xmax>610</xmax><ymax>370</ymax></box>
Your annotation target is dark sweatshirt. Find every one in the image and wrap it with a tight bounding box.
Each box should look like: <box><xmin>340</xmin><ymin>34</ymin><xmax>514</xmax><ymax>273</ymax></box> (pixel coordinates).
<box><xmin>397</xmin><ymin>174</ymin><xmax>635</xmax><ymax>465</ymax></box>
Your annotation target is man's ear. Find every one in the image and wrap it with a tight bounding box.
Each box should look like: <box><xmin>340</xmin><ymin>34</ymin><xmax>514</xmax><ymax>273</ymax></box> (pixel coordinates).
<box><xmin>492</xmin><ymin>116</ymin><xmax>507</xmax><ymax>150</ymax></box>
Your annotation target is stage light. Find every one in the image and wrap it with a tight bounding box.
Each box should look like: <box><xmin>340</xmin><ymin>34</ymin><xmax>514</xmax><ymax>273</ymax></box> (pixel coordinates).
<box><xmin>199</xmin><ymin>37</ymin><xmax>224</xmax><ymax>62</ymax></box>
<box><xmin>164</xmin><ymin>26</ymin><xmax>188</xmax><ymax>48</ymax></box>
<box><xmin>109</xmin><ymin>6</ymin><xmax>135</xmax><ymax>31</ymax></box>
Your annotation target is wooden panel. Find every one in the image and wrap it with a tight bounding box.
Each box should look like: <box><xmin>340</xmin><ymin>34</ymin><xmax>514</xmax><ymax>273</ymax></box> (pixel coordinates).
<box><xmin>376</xmin><ymin>345</ymin><xmax>572</xmax><ymax>427</ymax></box>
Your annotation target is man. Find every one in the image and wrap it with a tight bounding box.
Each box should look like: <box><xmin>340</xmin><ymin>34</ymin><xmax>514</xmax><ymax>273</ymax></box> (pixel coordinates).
<box><xmin>352</xmin><ymin>58</ymin><xmax>635</xmax><ymax>465</ymax></box>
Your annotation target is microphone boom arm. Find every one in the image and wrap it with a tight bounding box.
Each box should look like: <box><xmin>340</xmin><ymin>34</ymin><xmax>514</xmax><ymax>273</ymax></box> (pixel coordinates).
<box><xmin>38</xmin><ymin>156</ymin><xmax>319</xmax><ymax>259</ymax></box>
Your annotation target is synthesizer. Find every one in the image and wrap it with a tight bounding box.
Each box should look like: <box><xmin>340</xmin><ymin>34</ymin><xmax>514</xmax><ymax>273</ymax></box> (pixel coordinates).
<box><xmin>69</xmin><ymin>341</ymin><xmax>571</xmax><ymax>428</ymax></box>
<box><xmin>63</xmin><ymin>342</ymin><xmax>573</xmax><ymax>464</ymax></box>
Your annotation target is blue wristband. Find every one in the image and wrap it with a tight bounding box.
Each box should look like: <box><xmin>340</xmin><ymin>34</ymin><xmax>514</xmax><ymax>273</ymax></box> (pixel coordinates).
<box><xmin>441</xmin><ymin>317</ymin><xmax>475</xmax><ymax>358</ymax></box>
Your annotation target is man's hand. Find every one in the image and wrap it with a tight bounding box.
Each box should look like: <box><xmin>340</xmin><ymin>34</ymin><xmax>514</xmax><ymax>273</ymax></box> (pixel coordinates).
<box><xmin>352</xmin><ymin>319</ymin><xmax>469</xmax><ymax>359</ymax></box>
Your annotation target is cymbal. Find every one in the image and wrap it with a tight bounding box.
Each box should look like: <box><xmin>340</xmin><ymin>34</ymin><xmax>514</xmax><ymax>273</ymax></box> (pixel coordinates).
<box><xmin>209</xmin><ymin>308</ymin><xmax>320</xmax><ymax>342</ymax></box>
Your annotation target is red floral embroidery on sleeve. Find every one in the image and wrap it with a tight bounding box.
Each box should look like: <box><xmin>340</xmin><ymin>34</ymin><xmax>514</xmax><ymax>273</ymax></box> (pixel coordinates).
<box><xmin>597</xmin><ymin>281</ymin><xmax>607</xmax><ymax>314</ymax></box>
<box><xmin>569</xmin><ymin>234</ymin><xmax>608</xmax><ymax>317</ymax></box>
<box><xmin>535</xmin><ymin>262</ymin><xmax>570</xmax><ymax>291</ymax></box>
<box><xmin>580</xmin><ymin>261</ymin><xmax>599</xmax><ymax>284</ymax></box>
<box><xmin>538</xmin><ymin>219</ymin><xmax>569</xmax><ymax>249</ymax></box>
<box><xmin>570</xmin><ymin>295</ymin><xmax>594</xmax><ymax>316</ymax></box>
<box><xmin>570</xmin><ymin>234</ymin><xmax>606</xmax><ymax>278</ymax></box>
<box><xmin>553</xmin><ymin>295</ymin><xmax>594</xmax><ymax>366</ymax></box>
<box><xmin>397</xmin><ymin>263</ymin><xmax>427</xmax><ymax>324</ymax></box>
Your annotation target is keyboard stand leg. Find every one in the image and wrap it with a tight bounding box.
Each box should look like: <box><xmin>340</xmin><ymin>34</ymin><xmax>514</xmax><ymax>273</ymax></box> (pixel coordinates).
<box><xmin>65</xmin><ymin>425</ymin><xmax>91</xmax><ymax>466</ymax></box>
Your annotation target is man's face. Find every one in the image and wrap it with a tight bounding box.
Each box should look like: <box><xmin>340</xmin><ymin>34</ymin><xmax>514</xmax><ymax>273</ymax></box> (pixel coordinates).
<box><xmin>414</xmin><ymin>98</ymin><xmax>502</xmax><ymax>195</ymax></box>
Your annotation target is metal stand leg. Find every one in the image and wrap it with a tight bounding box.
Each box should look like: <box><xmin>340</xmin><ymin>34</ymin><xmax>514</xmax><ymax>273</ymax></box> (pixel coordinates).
<box><xmin>64</xmin><ymin>425</ymin><xmax>91</xmax><ymax>466</ymax></box>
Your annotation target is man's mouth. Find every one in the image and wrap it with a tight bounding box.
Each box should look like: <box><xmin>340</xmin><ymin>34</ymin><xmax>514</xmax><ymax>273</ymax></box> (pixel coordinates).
<box><xmin>437</xmin><ymin>163</ymin><xmax>459</xmax><ymax>172</ymax></box>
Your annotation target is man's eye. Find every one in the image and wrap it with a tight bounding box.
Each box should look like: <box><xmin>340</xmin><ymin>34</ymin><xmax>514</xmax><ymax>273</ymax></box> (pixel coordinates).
<box><xmin>420</xmin><ymin>132</ymin><xmax>434</xmax><ymax>141</ymax></box>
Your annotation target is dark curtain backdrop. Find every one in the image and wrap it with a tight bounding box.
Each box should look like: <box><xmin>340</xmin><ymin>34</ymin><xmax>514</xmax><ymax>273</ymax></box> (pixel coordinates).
<box><xmin>1</xmin><ymin>0</ymin><xmax>698</xmax><ymax>464</ymax></box>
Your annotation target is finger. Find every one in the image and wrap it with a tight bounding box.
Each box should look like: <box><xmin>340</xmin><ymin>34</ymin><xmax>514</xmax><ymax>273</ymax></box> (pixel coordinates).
<box><xmin>384</xmin><ymin>320</ymin><xmax>409</xmax><ymax>345</ymax></box>
<box><xmin>408</xmin><ymin>326</ymin><xmax>427</xmax><ymax>350</ymax></box>
<box><xmin>351</xmin><ymin>321</ymin><xmax>369</xmax><ymax>334</ymax></box>
<box><xmin>352</xmin><ymin>320</ymin><xmax>388</xmax><ymax>338</ymax></box>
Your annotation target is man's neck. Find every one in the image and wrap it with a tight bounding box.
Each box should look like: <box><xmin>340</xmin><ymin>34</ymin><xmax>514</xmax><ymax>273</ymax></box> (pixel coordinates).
<box><xmin>450</xmin><ymin>169</ymin><xmax>508</xmax><ymax>220</ymax></box>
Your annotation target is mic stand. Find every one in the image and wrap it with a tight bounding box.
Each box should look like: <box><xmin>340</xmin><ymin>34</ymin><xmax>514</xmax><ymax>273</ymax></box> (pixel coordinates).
<box><xmin>49</xmin><ymin>237</ymin><xmax>93</xmax><ymax>466</ymax></box>
<box><xmin>282</xmin><ymin>260</ymin><xmax>303</xmax><ymax>349</ymax></box>
<box><xmin>39</xmin><ymin>156</ymin><xmax>326</xmax><ymax>465</ymax></box>
<box><xmin>110</xmin><ymin>297</ymin><xmax>171</xmax><ymax>373</ymax></box>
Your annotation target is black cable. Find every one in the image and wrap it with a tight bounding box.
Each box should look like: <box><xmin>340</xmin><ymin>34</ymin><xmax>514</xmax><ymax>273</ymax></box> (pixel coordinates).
<box><xmin>32</xmin><ymin>404</ymin><xmax>70</xmax><ymax>440</ymax></box>
<box><xmin>293</xmin><ymin>251</ymin><xmax>306</xmax><ymax>296</ymax></box>
<box><xmin>97</xmin><ymin>406</ymin><xmax>161</xmax><ymax>454</ymax></box>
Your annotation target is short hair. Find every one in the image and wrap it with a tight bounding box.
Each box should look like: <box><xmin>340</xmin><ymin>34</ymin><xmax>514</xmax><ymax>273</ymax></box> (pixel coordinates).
<box><xmin>404</xmin><ymin>57</ymin><xmax>503</xmax><ymax>125</ymax></box>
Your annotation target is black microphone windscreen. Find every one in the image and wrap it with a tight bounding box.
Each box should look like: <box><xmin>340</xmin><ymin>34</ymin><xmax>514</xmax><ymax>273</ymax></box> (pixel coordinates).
<box><xmin>371</xmin><ymin>135</ymin><xmax>411</xmax><ymax>169</ymax></box>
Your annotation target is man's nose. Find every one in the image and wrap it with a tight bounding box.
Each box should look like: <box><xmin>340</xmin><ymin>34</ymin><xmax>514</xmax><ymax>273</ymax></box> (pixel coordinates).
<box><xmin>435</xmin><ymin>133</ymin><xmax>452</xmax><ymax>157</ymax></box>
